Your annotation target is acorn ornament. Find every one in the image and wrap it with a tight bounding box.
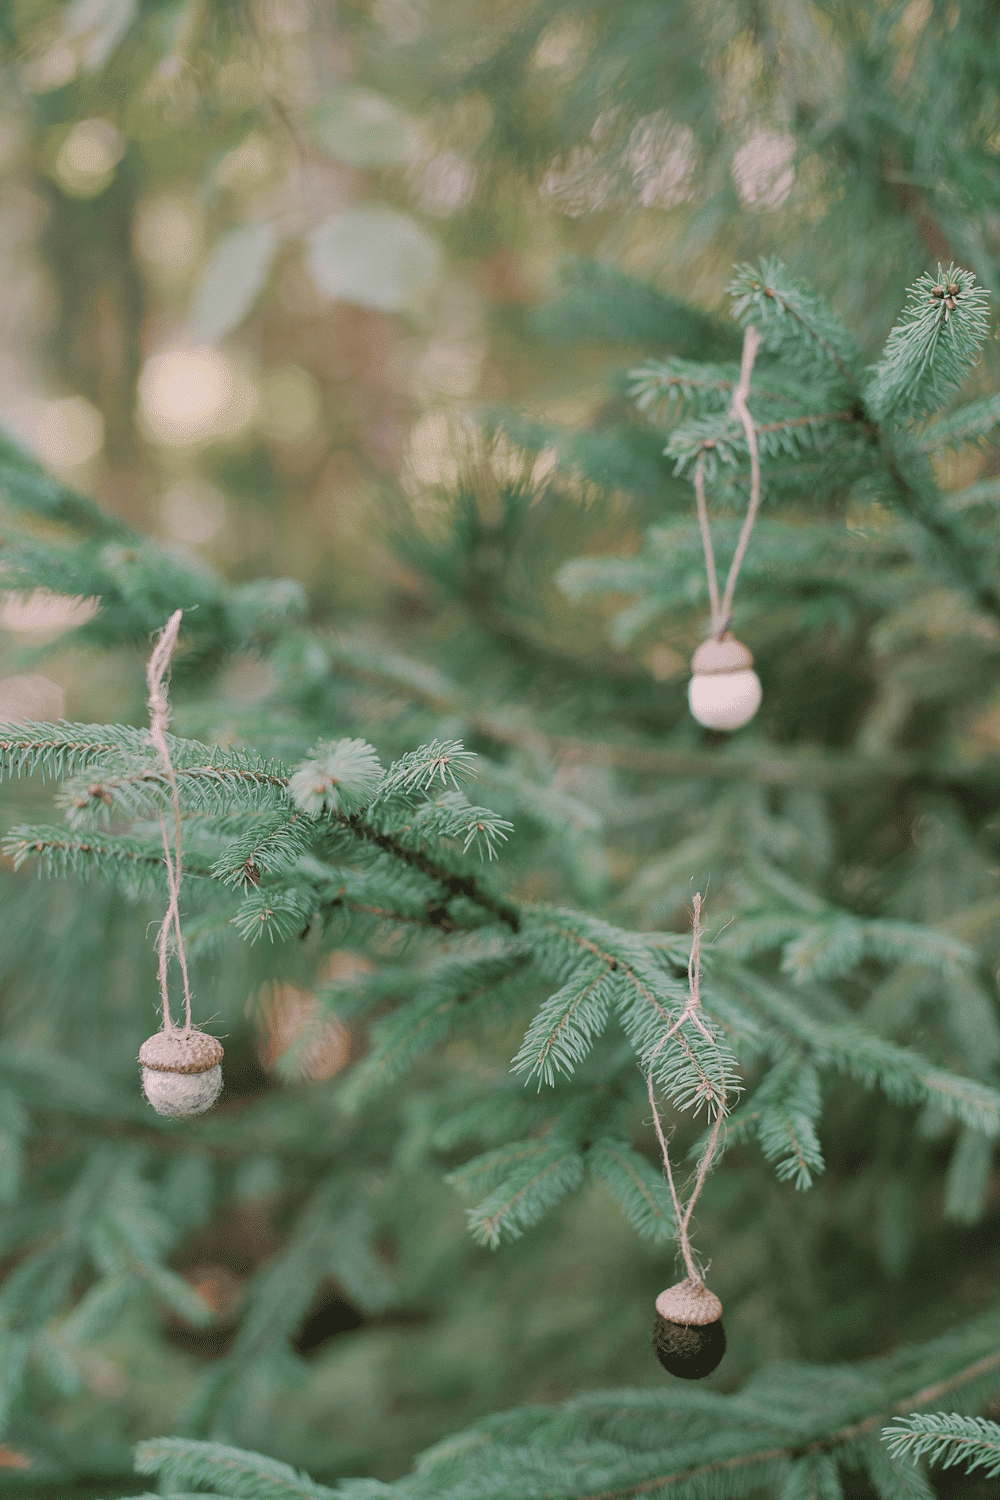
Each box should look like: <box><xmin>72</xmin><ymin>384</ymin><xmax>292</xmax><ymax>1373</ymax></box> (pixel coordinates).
<box><xmin>687</xmin><ymin>633</ymin><xmax>761</xmax><ymax>732</ymax></box>
<box><xmin>652</xmin><ymin>1278</ymin><xmax>726</xmax><ymax>1380</ymax></box>
<box><xmin>684</xmin><ymin>323</ymin><xmax>765</xmax><ymax>732</ymax></box>
<box><xmin>646</xmin><ymin>896</ymin><xmax>729</xmax><ymax>1381</ymax></box>
<box><xmin>139</xmin><ymin>611</ymin><xmax>224</xmax><ymax>1120</ymax></box>
<box><xmin>139</xmin><ymin>1027</ymin><xmax>223</xmax><ymax>1118</ymax></box>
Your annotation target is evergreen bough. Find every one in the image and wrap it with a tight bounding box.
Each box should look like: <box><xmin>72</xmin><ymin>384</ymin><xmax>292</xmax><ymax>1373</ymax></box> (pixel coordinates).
<box><xmin>0</xmin><ymin>250</ymin><xmax>998</xmax><ymax>1493</ymax></box>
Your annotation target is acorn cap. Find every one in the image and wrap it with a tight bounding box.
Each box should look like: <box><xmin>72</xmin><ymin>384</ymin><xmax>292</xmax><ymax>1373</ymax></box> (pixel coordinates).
<box><xmin>690</xmin><ymin>633</ymin><xmax>754</xmax><ymax>675</ymax></box>
<box><xmin>139</xmin><ymin>1028</ymin><xmax>224</xmax><ymax>1074</ymax></box>
<box><xmin>655</xmin><ymin>1279</ymin><xmax>723</xmax><ymax>1325</ymax></box>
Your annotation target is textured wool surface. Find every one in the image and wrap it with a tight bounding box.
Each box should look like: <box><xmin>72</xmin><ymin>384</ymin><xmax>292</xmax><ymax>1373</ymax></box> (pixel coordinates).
<box><xmin>688</xmin><ymin>668</ymin><xmax>762</xmax><ymax>730</ymax></box>
<box><xmin>652</xmin><ymin>1315</ymin><xmax>727</xmax><ymax>1380</ymax></box>
<box><xmin>141</xmin><ymin>1064</ymin><xmax>223</xmax><ymax>1118</ymax></box>
<box><xmin>138</xmin><ymin>1028</ymin><xmax>224</xmax><ymax>1073</ymax></box>
<box><xmin>690</xmin><ymin>633</ymin><xmax>754</xmax><ymax>674</ymax></box>
<box><xmin>655</xmin><ymin>1279</ymin><xmax>723</xmax><ymax>1324</ymax></box>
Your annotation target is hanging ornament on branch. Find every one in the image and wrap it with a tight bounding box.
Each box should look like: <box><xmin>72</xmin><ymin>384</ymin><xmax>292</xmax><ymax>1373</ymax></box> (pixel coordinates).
<box><xmin>687</xmin><ymin>325</ymin><xmax>763</xmax><ymax>731</ymax></box>
<box><xmin>138</xmin><ymin>610</ymin><xmax>224</xmax><ymax>1118</ymax></box>
<box><xmin>647</xmin><ymin>893</ymin><xmax>727</xmax><ymax>1379</ymax></box>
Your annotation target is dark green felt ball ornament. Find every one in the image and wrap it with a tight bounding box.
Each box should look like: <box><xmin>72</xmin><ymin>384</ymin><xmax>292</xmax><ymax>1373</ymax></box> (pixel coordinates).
<box><xmin>652</xmin><ymin>1279</ymin><xmax>726</xmax><ymax>1380</ymax></box>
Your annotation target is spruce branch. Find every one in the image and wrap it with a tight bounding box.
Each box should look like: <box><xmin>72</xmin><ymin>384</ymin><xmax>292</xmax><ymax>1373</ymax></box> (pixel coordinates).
<box><xmin>462</xmin><ymin>1143</ymin><xmax>586</xmax><ymax>1248</ymax></box>
<box><xmin>865</xmin><ymin>264</ymin><xmax>991</xmax><ymax>423</ymax></box>
<box><xmin>0</xmin><ymin>428</ymin><xmax>134</xmax><ymax>540</ymax></box>
<box><xmin>665</xmin><ymin>409</ymin><xmax>860</xmax><ymax>482</ymax></box>
<box><xmin>779</xmin><ymin>1454</ymin><xmax>842</xmax><ymax>1500</ymax></box>
<box><xmin>446</xmin><ymin>1138</ymin><xmax>560</xmax><ymax>1199</ymax></box>
<box><xmin>333</xmin><ymin>1322</ymin><xmax>1000</xmax><ymax>1499</ymax></box>
<box><xmin>588</xmin><ymin>1137</ymin><xmax>678</xmax><ymax>1244</ymax></box>
<box><xmin>918</xmin><ymin>390</ymin><xmax>1000</xmax><ymax>451</ymax></box>
<box><xmin>210</xmin><ymin>813</ymin><xmax>310</xmax><ymax>888</ymax></box>
<box><xmin>875</xmin><ymin>432</ymin><xmax>1000</xmax><ymax>623</ymax></box>
<box><xmin>60</xmin><ymin>763</ymin><xmax>290</xmax><ymax>829</ymax></box>
<box><xmin>111</xmin><ymin>1332</ymin><xmax>1000</xmax><ymax>1500</ymax></box>
<box><xmin>629</xmin><ymin>358</ymin><xmax>808</xmax><ymax>422</ymax></box>
<box><xmin>727</xmin><ymin>257</ymin><xmax>860</xmax><ymax>389</ymax></box>
<box><xmin>2</xmin><ymin>826</ymin><xmax>216</xmax><ymax>885</ymax></box>
<box><xmin>510</xmin><ymin>960</ymin><xmax>621</xmax><ymax>1087</ymax></box>
<box><xmin>645</xmin><ymin>893</ymin><xmax>728</xmax><ymax>1281</ymax></box>
<box><xmin>725</xmin><ymin>963</ymin><xmax>1000</xmax><ymax>1135</ymax></box>
<box><xmin>1</xmin><ymin>724</ymin><xmax>523</xmax><ymax>931</ymax></box>
<box><xmin>371</xmin><ymin>738</ymin><xmax>479</xmax><ymax>801</ymax></box>
<box><xmin>287</xmin><ymin>739</ymin><xmax>384</xmax><ymax>816</ymax></box>
<box><xmin>0</xmin><ymin>723</ymin><xmax>289</xmax><ymax>793</ymax></box>
<box><xmin>134</xmin><ymin>1437</ymin><xmax>337</xmax><ymax>1499</ymax></box>
<box><xmin>323</xmin><ymin>631</ymin><xmax>1000</xmax><ymax>792</ymax></box>
<box><xmin>532</xmin><ymin>259</ymin><xmax>740</xmax><ymax>357</ymax></box>
<box><xmin>721</xmin><ymin>1058</ymin><xmax>825</xmax><ymax>1190</ymax></box>
<box><xmin>882</xmin><ymin>1413</ymin><xmax>1000</xmax><ymax>1480</ymax></box>
<box><xmin>338</xmin><ymin>949</ymin><xmax>533</xmax><ymax>1108</ymax></box>
<box><xmin>231</xmin><ymin>888</ymin><xmax>322</xmax><ymax>943</ymax></box>
<box><xmin>0</xmin><ymin>722</ymin><xmax>161</xmax><ymax>782</ymax></box>
<box><xmin>521</xmin><ymin>909</ymin><xmax>739</xmax><ymax>1115</ymax></box>
<box><xmin>334</xmin><ymin>806</ymin><xmax>522</xmax><ymax>932</ymax></box>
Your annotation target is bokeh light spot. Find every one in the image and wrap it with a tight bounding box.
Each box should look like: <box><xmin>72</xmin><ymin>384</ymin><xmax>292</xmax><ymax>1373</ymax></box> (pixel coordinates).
<box><xmin>0</xmin><ymin>591</ymin><xmax>98</xmax><ymax>634</ymax></box>
<box><xmin>134</xmin><ymin>195</ymin><xmax>202</xmax><ymax>273</ymax></box>
<box><xmin>138</xmin><ymin>348</ymin><xmax>258</xmax><ymax>447</ymax></box>
<box><xmin>0</xmin><ymin>674</ymin><xmax>65</xmax><ymax>722</ymax></box>
<box><xmin>55</xmin><ymin>119</ymin><xmax>123</xmax><ymax>198</ymax></box>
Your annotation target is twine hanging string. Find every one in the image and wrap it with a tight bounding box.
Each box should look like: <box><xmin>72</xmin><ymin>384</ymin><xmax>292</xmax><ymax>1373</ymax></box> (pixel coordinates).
<box><xmin>696</xmin><ymin>324</ymin><xmax>763</xmax><ymax>640</ymax></box>
<box><xmin>146</xmin><ymin>609</ymin><xmax>192</xmax><ymax>1033</ymax></box>
<box><xmin>646</xmin><ymin>892</ymin><xmax>727</xmax><ymax>1284</ymax></box>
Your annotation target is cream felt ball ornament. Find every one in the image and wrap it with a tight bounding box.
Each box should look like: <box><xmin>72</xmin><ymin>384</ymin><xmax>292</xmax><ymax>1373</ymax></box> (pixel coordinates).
<box><xmin>687</xmin><ymin>633</ymin><xmax>761</xmax><ymax>731</ymax></box>
<box><xmin>138</xmin><ymin>610</ymin><xmax>225</xmax><ymax>1120</ymax></box>
<box><xmin>680</xmin><ymin>323</ymin><xmax>766</xmax><ymax>731</ymax></box>
<box><xmin>139</xmin><ymin>1027</ymin><xmax>224</xmax><ymax>1118</ymax></box>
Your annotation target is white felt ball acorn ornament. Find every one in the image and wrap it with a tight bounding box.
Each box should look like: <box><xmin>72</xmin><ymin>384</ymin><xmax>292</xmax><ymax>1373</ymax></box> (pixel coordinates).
<box><xmin>684</xmin><ymin>322</ymin><xmax>765</xmax><ymax>733</ymax></box>
<box><xmin>687</xmin><ymin>632</ymin><xmax>762</xmax><ymax>731</ymax></box>
<box><xmin>139</xmin><ymin>610</ymin><xmax>225</xmax><ymax>1121</ymax></box>
<box><xmin>138</xmin><ymin>1027</ymin><xmax>224</xmax><ymax>1118</ymax></box>
<box><xmin>652</xmin><ymin>1278</ymin><xmax>726</xmax><ymax>1380</ymax></box>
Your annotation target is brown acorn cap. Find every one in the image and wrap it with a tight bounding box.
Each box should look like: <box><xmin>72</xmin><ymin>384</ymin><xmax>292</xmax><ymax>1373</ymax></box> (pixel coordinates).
<box><xmin>655</xmin><ymin>1278</ymin><xmax>723</xmax><ymax>1325</ymax></box>
<box><xmin>139</xmin><ymin>1028</ymin><xmax>224</xmax><ymax>1074</ymax></box>
<box><xmin>690</xmin><ymin>633</ymin><xmax>754</xmax><ymax>676</ymax></box>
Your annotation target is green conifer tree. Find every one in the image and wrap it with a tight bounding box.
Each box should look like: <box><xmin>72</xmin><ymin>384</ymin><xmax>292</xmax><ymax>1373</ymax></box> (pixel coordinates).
<box><xmin>2</xmin><ymin>4</ymin><xmax>1000</xmax><ymax>1500</ymax></box>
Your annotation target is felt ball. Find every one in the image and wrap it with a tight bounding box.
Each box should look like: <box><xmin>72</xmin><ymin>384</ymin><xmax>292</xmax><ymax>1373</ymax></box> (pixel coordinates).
<box><xmin>688</xmin><ymin>669</ymin><xmax>762</xmax><ymax>730</ymax></box>
<box><xmin>688</xmin><ymin>633</ymin><xmax>761</xmax><ymax>731</ymax></box>
<box><xmin>652</xmin><ymin>1279</ymin><xmax>726</xmax><ymax>1380</ymax></box>
<box><xmin>138</xmin><ymin>1028</ymin><xmax>224</xmax><ymax>1119</ymax></box>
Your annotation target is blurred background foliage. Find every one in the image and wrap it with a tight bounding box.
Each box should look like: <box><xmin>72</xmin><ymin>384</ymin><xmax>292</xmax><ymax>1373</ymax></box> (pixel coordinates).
<box><xmin>3</xmin><ymin>0</ymin><xmax>1000</xmax><ymax>1496</ymax></box>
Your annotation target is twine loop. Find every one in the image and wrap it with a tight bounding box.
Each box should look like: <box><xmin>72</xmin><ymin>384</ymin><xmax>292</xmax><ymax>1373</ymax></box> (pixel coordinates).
<box><xmin>146</xmin><ymin>610</ymin><xmax>192</xmax><ymax>1033</ymax></box>
<box><xmin>695</xmin><ymin>324</ymin><xmax>762</xmax><ymax>640</ymax></box>
<box><xmin>646</xmin><ymin>892</ymin><xmax>727</xmax><ymax>1284</ymax></box>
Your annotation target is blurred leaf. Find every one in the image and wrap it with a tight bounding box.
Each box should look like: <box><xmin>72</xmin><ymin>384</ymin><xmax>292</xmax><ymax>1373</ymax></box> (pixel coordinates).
<box><xmin>310</xmin><ymin>88</ymin><xmax>417</xmax><ymax>168</ymax></box>
<box><xmin>63</xmin><ymin>0</ymin><xmax>137</xmax><ymax>72</ymax></box>
<box><xmin>188</xmin><ymin>224</ymin><xmax>281</xmax><ymax>345</ymax></box>
<box><xmin>304</xmin><ymin>208</ymin><xmax>441</xmax><ymax>315</ymax></box>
